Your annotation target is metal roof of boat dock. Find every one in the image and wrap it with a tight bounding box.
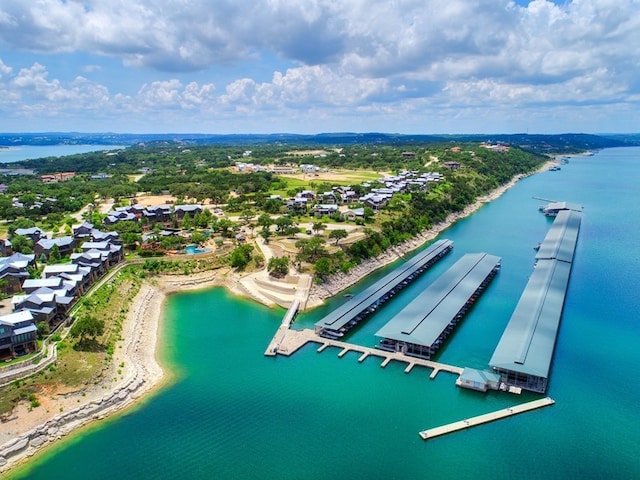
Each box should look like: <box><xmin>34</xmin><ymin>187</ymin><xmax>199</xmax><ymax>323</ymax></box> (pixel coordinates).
<box><xmin>314</xmin><ymin>239</ymin><xmax>453</xmax><ymax>332</ymax></box>
<box><xmin>375</xmin><ymin>252</ymin><xmax>501</xmax><ymax>347</ymax></box>
<box><xmin>544</xmin><ymin>201</ymin><xmax>583</xmax><ymax>212</ymax></box>
<box><xmin>490</xmin><ymin>207</ymin><xmax>582</xmax><ymax>382</ymax></box>
<box><xmin>535</xmin><ymin>210</ymin><xmax>582</xmax><ymax>263</ymax></box>
<box><xmin>488</xmin><ymin>259</ymin><xmax>572</xmax><ymax>378</ymax></box>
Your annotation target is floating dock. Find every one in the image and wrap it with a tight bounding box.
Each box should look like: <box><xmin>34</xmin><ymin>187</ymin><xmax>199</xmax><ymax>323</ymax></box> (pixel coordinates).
<box><xmin>419</xmin><ymin>397</ymin><xmax>555</xmax><ymax>440</ymax></box>
<box><xmin>314</xmin><ymin>239</ymin><xmax>453</xmax><ymax>339</ymax></box>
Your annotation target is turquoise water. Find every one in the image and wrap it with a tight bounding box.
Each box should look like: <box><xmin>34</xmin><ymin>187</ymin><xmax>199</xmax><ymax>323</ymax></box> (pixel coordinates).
<box><xmin>11</xmin><ymin>148</ymin><xmax>640</xmax><ymax>479</ymax></box>
<box><xmin>0</xmin><ymin>145</ymin><xmax>125</xmax><ymax>163</ymax></box>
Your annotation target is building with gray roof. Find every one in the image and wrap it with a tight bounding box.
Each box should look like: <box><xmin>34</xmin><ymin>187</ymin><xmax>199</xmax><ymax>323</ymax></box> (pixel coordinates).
<box><xmin>315</xmin><ymin>239</ymin><xmax>454</xmax><ymax>338</ymax></box>
<box><xmin>489</xmin><ymin>208</ymin><xmax>582</xmax><ymax>393</ymax></box>
<box><xmin>375</xmin><ymin>252</ymin><xmax>501</xmax><ymax>359</ymax></box>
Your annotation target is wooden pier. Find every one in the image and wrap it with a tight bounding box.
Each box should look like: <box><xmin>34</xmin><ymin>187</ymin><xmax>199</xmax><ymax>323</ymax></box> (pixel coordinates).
<box><xmin>267</xmin><ymin>328</ymin><xmax>464</xmax><ymax>379</ymax></box>
<box><xmin>418</xmin><ymin>397</ymin><xmax>555</xmax><ymax>440</ymax></box>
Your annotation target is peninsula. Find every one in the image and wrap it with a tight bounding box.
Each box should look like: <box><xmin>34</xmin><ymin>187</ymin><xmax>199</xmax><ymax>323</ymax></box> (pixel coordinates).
<box><xmin>0</xmin><ymin>138</ymin><xmax>565</xmax><ymax>473</ymax></box>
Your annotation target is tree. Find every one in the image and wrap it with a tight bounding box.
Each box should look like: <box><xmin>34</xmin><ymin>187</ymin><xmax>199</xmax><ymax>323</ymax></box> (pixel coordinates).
<box><xmin>295</xmin><ymin>236</ymin><xmax>327</xmax><ymax>262</ymax></box>
<box><xmin>229</xmin><ymin>244</ymin><xmax>253</xmax><ymax>269</ymax></box>
<box><xmin>182</xmin><ymin>212</ymin><xmax>193</xmax><ymax>230</ymax></box>
<box><xmin>312</xmin><ymin>222</ymin><xmax>325</xmax><ymax>236</ymax></box>
<box><xmin>275</xmin><ymin>215</ymin><xmax>294</xmax><ymax>232</ymax></box>
<box><xmin>121</xmin><ymin>232</ymin><xmax>141</xmax><ymax>250</ymax></box>
<box><xmin>314</xmin><ymin>257</ymin><xmax>332</xmax><ymax>279</ymax></box>
<box><xmin>36</xmin><ymin>321</ymin><xmax>50</xmax><ymax>339</ymax></box>
<box><xmin>70</xmin><ymin>315</ymin><xmax>105</xmax><ymax>349</ymax></box>
<box><xmin>267</xmin><ymin>256</ymin><xmax>289</xmax><ymax>278</ymax></box>
<box><xmin>329</xmin><ymin>229</ymin><xmax>348</xmax><ymax>245</ymax></box>
<box><xmin>10</xmin><ymin>235</ymin><xmax>33</xmax><ymax>254</ymax></box>
<box><xmin>48</xmin><ymin>243</ymin><xmax>62</xmax><ymax>263</ymax></box>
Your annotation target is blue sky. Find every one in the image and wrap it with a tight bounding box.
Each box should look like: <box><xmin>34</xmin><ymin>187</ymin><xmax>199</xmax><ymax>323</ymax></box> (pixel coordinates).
<box><xmin>0</xmin><ymin>0</ymin><xmax>638</xmax><ymax>134</ymax></box>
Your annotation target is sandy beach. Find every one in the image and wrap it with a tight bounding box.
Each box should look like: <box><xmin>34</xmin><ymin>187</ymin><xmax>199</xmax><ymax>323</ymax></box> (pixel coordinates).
<box><xmin>0</xmin><ymin>161</ymin><xmax>553</xmax><ymax>474</ymax></box>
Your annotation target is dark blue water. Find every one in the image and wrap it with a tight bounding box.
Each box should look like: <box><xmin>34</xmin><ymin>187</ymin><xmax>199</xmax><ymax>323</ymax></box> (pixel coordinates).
<box><xmin>10</xmin><ymin>148</ymin><xmax>640</xmax><ymax>479</ymax></box>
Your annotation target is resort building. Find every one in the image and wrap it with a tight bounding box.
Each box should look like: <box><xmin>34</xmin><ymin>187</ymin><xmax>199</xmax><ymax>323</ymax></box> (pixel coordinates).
<box><xmin>0</xmin><ymin>310</ymin><xmax>37</xmax><ymax>359</ymax></box>
<box><xmin>375</xmin><ymin>253</ymin><xmax>501</xmax><ymax>359</ymax></box>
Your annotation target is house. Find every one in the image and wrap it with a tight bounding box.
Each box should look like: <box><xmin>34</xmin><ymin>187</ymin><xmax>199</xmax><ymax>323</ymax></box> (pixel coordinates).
<box><xmin>90</xmin><ymin>229</ymin><xmax>121</xmax><ymax>245</ymax></box>
<box><xmin>42</xmin><ymin>264</ymin><xmax>92</xmax><ymax>295</ymax></box>
<box><xmin>174</xmin><ymin>204</ymin><xmax>203</xmax><ymax>220</ymax></box>
<box><xmin>34</xmin><ymin>236</ymin><xmax>76</xmax><ymax>260</ymax></box>
<box><xmin>71</xmin><ymin>250</ymin><xmax>108</xmax><ymax>277</ymax></box>
<box><xmin>0</xmin><ymin>238</ymin><xmax>12</xmax><ymax>256</ymax></box>
<box><xmin>73</xmin><ymin>221</ymin><xmax>95</xmax><ymax>239</ymax></box>
<box><xmin>313</xmin><ymin>204</ymin><xmax>339</xmax><ymax>217</ymax></box>
<box><xmin>341</xmin><ymin>190</ymin><xmax>359</xmax><ymax>204</ymax></box>
<box><xmin>443</xmin><ymin>161</ymin><xmax>461</xmax><ymax>171</ymax></box>
<box><xmin>300</xmin><ymin>164</ymin><xmax>319</xmax><ymax>173</ymax></box>
<box><xmin>0</xmin><ymin>310</ymin><xmax>38</xmax><ymax>359</ymax></box>
<box><xmin>22</xmin><ymin>277</ymin><xmax>64</xmax><ymax>294</ymax></box>
<box><xmin>40</xmin><ymin>172</ymin><xmax>76</xmax><ymax>183</ymax></box>
<box><xmin>341</xmin><ymin>208</ymin><xmax>365</xmax><ymax>222</ymax></box>
<box><xmin>321</xmin><ymin>191</ymin><xmax>338</xmax><ymax>204</ymax></box>
<box><xmin>297</xmin><ymin>190</ymin><xmax>316</xmax><ymax>200</ymax></box>
<box><xmin>0</xmin><ymin>253</ymin><xmax>34</xmax><ymax>293</ymax></box>
<box><xmin>361</xmin><ymin>194</ymin><xmax>389</xmax><ymax>211</ymax></box>
<box><xmin>14</xmin><ymin>227</ymin><xmax>47</xmax><ymax>243</ymax></box>
<box><xmin>103</xmin><ymin>210</ymin><xmax>137</xmax><ymax>226</ymax></box>
<box><xmin>287</xmin><ymin>197</ymin><xmax>309</xmax><ymax>212</ymax></box>
<box><xmin>144</xmin><ymin>205</ymin><xmax>172</xmax><ymax>223</ymax></box>
<box><xmin>12</xmin><ymin>288</ymin><xmax>60</xmax><ymax>327</ymax></box>
<box><xmin>80</xmin><ymin>240</ymin><xmax>124</xmax><ymax>265</ymax></box>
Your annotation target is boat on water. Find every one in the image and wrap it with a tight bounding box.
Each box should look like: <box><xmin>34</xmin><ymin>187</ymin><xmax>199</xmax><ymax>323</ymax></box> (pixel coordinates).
<box><xmin>549</xmin><ymin>165</ymin><xmax>561</xmax><ymax>171</ymax></box>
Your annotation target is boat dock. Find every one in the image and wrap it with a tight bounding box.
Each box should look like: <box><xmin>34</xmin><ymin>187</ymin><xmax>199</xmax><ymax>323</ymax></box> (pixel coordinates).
<box><xmin>314</xmin><ymin>239</ymin><xmax>453</xmax><ymax>339</ymax></box>
<box><xmin>418</xmin><ymin>397</ymin><xmax>555</xmax><ymax>440</ymax></box>
<box><xmin>375</xmin><ymin>252</ymin><xmax>501</xmax><ymax>359</ymax></box>
<box><xmin>269</xmin><ymin>328</ymin><xmax>463</xmax><ymax>379</ymax></box>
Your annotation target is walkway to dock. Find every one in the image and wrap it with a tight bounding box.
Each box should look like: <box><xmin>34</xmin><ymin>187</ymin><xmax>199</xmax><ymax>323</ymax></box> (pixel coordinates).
<box><xmin>264</xmin><ymin>299</ymin><xmax>300</xmax><ymax>356</ymax></box>
<box><xmin>418</xmin><ymin>397</ymin><xmax>555</xmax><ymax>440</ymax></box>
<box><xmin>268</xmin><ymin>328</ymin><xmax>464</xmax><ymax>379</ymax></box>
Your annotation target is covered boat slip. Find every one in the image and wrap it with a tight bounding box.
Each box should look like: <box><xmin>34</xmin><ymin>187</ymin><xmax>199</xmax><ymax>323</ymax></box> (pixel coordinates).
<box><xmin>489</xmin><ymin>208</ymin><xmax>582</xmax><ymax>393</ymax></box>
<box><xmin>535</xmin><ymin>209</ymin><xmax>582</xmax><ymax>263</ymax></box>
<box><xmin>489</xmin><ymin>259</ymin><xmax>571</xmax><ymax>393</ymax></box>
<box><xmin>375</xmin><ymin>253</ymin><xmax>501</xmax><ymax>359</ymax></box>
<box><xmin>314</xmin><ymin>239</ymin><xmax>453</xmax><ymax>338</ymax></box>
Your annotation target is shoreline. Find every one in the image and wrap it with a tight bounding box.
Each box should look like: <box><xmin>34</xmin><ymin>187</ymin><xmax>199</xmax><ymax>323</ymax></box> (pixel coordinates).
<box><xmin>0</xmin><ymin>269</ymin><xmax>233</xmax><ymax>474</ymax></box>
<box><xmin>0</xmin><ymin>161</ymin><xmax>552</xmax><ymax>474</ymax></box>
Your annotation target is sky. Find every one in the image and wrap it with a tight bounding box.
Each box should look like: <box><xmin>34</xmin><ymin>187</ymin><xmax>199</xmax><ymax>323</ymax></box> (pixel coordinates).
<box><xmin>0</xmin><ymin>0</ymin><xmax>639</xmax><ymax>135</ymax></box>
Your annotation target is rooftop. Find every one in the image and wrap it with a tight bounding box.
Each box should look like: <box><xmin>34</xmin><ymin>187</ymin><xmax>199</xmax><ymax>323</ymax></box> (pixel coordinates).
<box><xmin>375</xmin><ymin>253</ymin><xmax>501</xmax><ymax>348</ymax></box>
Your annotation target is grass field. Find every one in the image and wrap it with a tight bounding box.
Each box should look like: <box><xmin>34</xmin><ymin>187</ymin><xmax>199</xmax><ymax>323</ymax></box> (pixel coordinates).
<box><xmin>270</xmin><ymin>169</ymin><xmax>385</xmax><ymax>197</ymax></box>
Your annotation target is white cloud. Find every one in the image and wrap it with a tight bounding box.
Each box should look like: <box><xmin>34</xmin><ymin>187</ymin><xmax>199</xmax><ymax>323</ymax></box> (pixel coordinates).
<box><xmin>0</xmin><ymin>1</ymin><xmax>639</xmax><ymax>132</ymax></box>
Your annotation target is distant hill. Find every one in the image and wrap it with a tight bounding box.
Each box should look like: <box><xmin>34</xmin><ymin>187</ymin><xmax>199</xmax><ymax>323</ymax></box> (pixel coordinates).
<box><xmin>1</xmin><ymin>131</ymin><xmax>638</xmax><ymax>153</ymax></box>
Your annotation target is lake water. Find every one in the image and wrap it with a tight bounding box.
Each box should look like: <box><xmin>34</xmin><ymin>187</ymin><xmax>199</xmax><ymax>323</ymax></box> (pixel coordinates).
<box><xmin>0</xmin><ymin>145</ymin><xmax>125</xmax><ymax>164</ymax></box>
<box><xmin>8</xmin><ymin>148</ymin><xmax>640</xmax><ymax>479</ymax></box>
